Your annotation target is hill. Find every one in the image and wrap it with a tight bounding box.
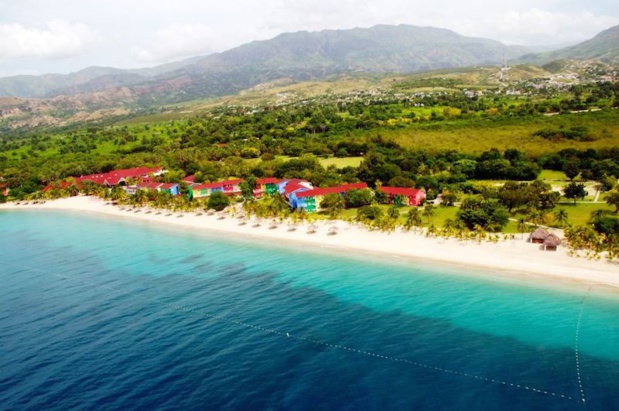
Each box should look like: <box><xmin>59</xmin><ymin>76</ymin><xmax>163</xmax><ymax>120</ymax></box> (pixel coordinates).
<box><xmin>0</xmin><ymin>24</ymin><xmax>528</xmax><ymax>101</ymax></box>
<box><xmin>518</xmin><ymin>24</ymin><xmax>619</xmax><ymax>65</ymax></box>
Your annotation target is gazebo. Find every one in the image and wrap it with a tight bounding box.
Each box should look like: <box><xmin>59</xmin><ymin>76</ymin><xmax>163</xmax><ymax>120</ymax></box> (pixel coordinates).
<box><xmin>528</xmin><ymin>228</ymin><xmax>550</xmax><ymax>244</ymax></box>
<box><xmin>543</xmin><ymin>234</ymin><xmax>562</xmax><ymax>251</ymax></box>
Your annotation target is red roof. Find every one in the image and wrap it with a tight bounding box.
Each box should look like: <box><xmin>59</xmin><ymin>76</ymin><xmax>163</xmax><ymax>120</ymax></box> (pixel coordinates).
<box><xmin>183</xmin><ymin>175</ymin><xmax>196</xmax><ymax>184</ymax></box>
<box><xmin>159</xmin><ymin>183</ymin><xmax>178</xmax><ymax>189</ymax></box>
<box><xmin>192</xmin><ymin>179</ymin><xmax>242</xmax><ymax>190</ymax></box>
<box><xmin>283</xmin><ymin>180</ymin><xmax>312</xmax><ymax>195</ymax></box>
<box><xmin>296</xmin><ymin>183</ymin><xmax>368</xmax><ymax>198</ymax></box>
<box><xmin>137</xmin><ymin>182</ymin><xmax>162</xmax><ymax>190</ymax></box>
<box><xmin>379</xmin><ymin>186</ymin><xmax>424</xmax><ymax>197</ymax></box>
<box><xmin>257</xmin><ymin>177</ymin><xmax>280</xmax><ymax>185</ymax></box>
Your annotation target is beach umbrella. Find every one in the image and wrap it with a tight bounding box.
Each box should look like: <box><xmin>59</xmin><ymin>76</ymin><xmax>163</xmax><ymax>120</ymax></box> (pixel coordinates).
<box><xmin>287</xmin><ymin>224</ymin><xmax>297</xmax><ymax>232</ymax></box>
<box><xmin>269</xmin><ymin>219</ymin><xmax>279</xmax><ymax>229</ymax></box>
<box><xmin>252</xmin><ymin>218</ymin><xmax>262</xmax><ymax>227</ymax></box>
<box><xmin>328</xmin><ymin>226</ymin><xmax>339</xmax><ymax>236</ymax></box>
<box><xmin>307</xmin><ymin>224</ymin><xmax>318</xmax><ymax>234</ymax></box>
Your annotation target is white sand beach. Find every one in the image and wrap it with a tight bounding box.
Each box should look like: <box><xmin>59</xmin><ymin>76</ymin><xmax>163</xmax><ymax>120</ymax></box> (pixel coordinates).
<box><xmin>2</xmin><ymin>196</ymin><xmax>618</xmax><ymax>291</ymax></box>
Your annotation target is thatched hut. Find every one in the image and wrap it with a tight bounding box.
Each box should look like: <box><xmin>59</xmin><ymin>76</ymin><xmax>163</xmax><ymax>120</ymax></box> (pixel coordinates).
<box><xmin>528</xmin><ymin>228</ymin><xmax>550</xmax><ymax>244</ymax></box>
<box><xmin>543</xmin><ymin>234</ymin><xmax>562</xmax><ymax>251</ymax></box>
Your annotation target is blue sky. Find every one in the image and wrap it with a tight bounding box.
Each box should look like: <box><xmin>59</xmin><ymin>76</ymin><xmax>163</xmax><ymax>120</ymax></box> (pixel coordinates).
<box><xmin>0</xmin><ymin>0</ymin><xmax>617</xmax><ymax>78</ymax></box>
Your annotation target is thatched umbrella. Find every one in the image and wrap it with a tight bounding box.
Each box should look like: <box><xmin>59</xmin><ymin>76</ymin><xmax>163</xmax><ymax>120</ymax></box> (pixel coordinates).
<box><xmin>269</xmin><ymin>219</ymin><xmax>279</xmax><ymax>229</ymax></box>
<box><xmin>238</xmin><ymin>216</ymin><xmax>248</xmax><ymax>225</ymax></box>
<box><xmin>287</xmin><ymin>224</ymin><xmax>297</xmax><ymax>232</ymax></box>
<box><xmin>252</xmin><ymin>218</ymin><xmax>262</xmax><ymax>227</ymax></box>
<box><xmin>528</xmin><ymin>228</ymin><xmax>550</xmax><ymax>244</ymax></box>
<box><xmin>307</xmin><ymin>224</ymin><xmax>318</xmax><ymax>234</ymax></box>
<box><xmin>328</xmin><ymin>226</ymin><xmax>339</xmax><ymax>236</ymax></box>
<box><xmin>543</xmin><ymin>234</ymin><xmax>562</xmax><ymax>251</ymax></box>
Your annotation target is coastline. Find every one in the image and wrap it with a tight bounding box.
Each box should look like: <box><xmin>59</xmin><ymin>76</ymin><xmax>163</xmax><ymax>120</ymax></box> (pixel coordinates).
<box><xmin>2</xmin><ymin>196</ymin><xmax>618</xmax><ymax>291</ymax></box>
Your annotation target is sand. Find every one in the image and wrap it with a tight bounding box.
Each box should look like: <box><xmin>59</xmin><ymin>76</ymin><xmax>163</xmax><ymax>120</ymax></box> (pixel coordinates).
<box><xmin>2</xmin><ymin>196</ymin><xmax>618</xmax><ymax>291</ymax></box>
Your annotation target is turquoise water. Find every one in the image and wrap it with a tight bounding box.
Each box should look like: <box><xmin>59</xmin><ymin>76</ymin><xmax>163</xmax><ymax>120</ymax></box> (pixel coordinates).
<box><xmin>1</xmin><ymin>209</ymin><xmax>618</xmax><ymax>410</ymax></box>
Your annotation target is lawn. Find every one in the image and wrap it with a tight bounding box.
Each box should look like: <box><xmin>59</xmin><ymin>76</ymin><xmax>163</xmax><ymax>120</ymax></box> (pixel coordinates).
<box><xmin>552</xmin><ymin>202</ymin><xmax>614</xmax><ymax>226</ymax></box>
<box><xmin>538</xmin><ymin>169</ymin><xmax>567</xmax><ymax>181</ymax></box>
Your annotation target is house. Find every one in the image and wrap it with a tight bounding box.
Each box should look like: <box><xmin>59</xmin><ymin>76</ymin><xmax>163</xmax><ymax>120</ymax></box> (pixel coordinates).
<box><xmin>188</xmin><ymin>179</ymin><xmax>242</xmax><ymax>199</ymax></box>
<box><xmin>102</xmin><ymin>167</ymin><xmax>164</xmax><ymax>186</ymax></box>
<box><xmin>253</xmin><ymin>178</ymin><xmax>280</xmax><ymax>198</ymax></box>
<box><xmin>294</xmin><ymin>182</ymin><xmax>368</xmax><ymax>212</ymax></box>
<box><xmin>378</xmin><ymin>186</ymin><xmax>426</xmax><ymax>206</ymax></box>
<box><xmin>183</xmin><ymin>175</ymin><xmax>196</xmax><ymax>185</ymax></box>
<box><xmin>277</xmin><ymin>179</ymin><xmax>314</xmax><ymax>208</ymax></box>
<box><xmin>134</xmin><ymin>182</ymin><xmax>180</xmax><ymax>196</ymax></box>
<box><xmin>0</xmin><ymin>183</ymin><xmax>8</xmax><ymax>197</ymax></box>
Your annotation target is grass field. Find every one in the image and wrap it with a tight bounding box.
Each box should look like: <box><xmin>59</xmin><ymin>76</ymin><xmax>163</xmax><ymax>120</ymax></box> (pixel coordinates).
<box><xmin>538</xmin><ymin>170</ymin><xmax>567</xmax><ymax>181</ymax></box>
<box><xmin>386</xmin><ymin>110</ymin><xmax>619</xmax><ymax>155</ymax></box>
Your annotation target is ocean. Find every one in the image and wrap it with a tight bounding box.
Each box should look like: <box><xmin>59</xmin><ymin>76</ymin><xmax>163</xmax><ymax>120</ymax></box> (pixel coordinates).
<box><xmin>1</xmin><ymin>209</ymin><xmax>618</xmax><ymax>410</ymax></box>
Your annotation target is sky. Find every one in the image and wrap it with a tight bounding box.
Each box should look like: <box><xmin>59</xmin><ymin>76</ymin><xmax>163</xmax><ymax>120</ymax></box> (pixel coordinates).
<box><xmin>0</xmin><ymin>0</ymin><xmax>618</xmax><ymax>78</ymax></box>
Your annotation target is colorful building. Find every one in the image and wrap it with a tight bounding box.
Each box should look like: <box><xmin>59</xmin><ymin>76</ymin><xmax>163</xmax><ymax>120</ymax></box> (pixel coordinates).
<box><xmin>188</xmin><ymin>179</ymin><xmax>242</xmax><ymax>199</ymax></box>
<box><xmin>254</xmin><ymin>178</ymin><xmax>280</xmax><ymax>198</ymax></box>
<box><xmin>378</xmin><ymin>186</ymin><xmax>426</xmax><ymax>206</ymax></box>
<box><xmin>134</xmin><ymin>182</ymin><xmax>180</xmax><ymax>196</ymax></box>
<box><xmin>294</xmin><ymin>182</ymin><xmax>368</xmax><ymax>212</ymax></box>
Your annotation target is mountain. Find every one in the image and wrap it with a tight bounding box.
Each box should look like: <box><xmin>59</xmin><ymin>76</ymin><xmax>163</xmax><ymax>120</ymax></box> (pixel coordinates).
<box><xmin>518</xmin><ymin>24</ymin><xmax>619</xmax><ymax>65</ymax></box>
<box><xmin>0</xmin><ymin>25</ymin><xmax>528</xmax><ymax>101</ymax></box>
<box><xmin>0</xmin><ymin>58</ymin><xmax>203</xmax><ymax>99</ymax></box>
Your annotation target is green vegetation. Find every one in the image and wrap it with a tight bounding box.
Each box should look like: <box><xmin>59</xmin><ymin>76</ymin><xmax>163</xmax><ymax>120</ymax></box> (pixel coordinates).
<box><xmin>2</xmin><ymin>75</ymin><xmax>619</xmax><ymax>259</ymax></box>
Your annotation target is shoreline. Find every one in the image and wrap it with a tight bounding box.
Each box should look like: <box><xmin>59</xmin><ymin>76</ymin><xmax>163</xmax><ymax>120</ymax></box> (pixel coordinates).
<box><xmin>2</xmin><ymin>196</ymin><xmax>618</xmax><ymax>292</ymax></box>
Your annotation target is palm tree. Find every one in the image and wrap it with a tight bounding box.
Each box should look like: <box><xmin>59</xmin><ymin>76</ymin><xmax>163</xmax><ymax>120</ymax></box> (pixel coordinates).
<box><xmin>422</xmin><ymin>204</ymin><xmax>435</xmax><ymax>225</ymax></box>
<box><xmin>554</xmin><ymin>209</ymin><xmax>569</xmax><ymax>228</ymax></box>
<box><xmin>404</xmin><ymin>208</ymin><xmax>423</xmax><ymax>232</ymax></box>
<box><xmin>517</xmin><ymin>218</ymin><xmax>527</xmax><ymax>239</ymax></box>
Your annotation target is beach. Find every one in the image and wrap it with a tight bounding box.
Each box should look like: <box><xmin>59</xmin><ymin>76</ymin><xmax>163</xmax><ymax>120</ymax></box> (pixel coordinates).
<box><xmin>2</xmin><ymin>196</ymin><xmax>618</xmax><ymax>290</ymax></box>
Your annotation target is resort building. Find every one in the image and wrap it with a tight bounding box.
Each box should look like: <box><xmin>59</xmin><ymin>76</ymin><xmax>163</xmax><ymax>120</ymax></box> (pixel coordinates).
<box><xmin>254</xmin><ymin>178</ymin><xmax>281</xmax><ymax>198</ymax></box>
<box><xmin>277</xmin><ymin>179</ymin><xmax>314</xmax><ymax>208</ymax></box>
<box><xmin>0</xmin><ymin>183</ymin><xmax>8</xmax><ymax>197</ymax></box>
<box><xmin>294</xmin><ymin>182</ymin><xmax>368</xmax><ymax>212</ymax></box>
<box><xmin>188</xmin><ymin>179</ymin><xmax>243</xmax><ymax>199</ymax></box>
<box><xmin>134</xmin><ymin>182</ymin><xmax>180</xmax><ymax>196</ymax></box>
<box><xmin>378</xmin><ymin>186</ymin><xmax>426</xmax><ymax>206</ymax></box>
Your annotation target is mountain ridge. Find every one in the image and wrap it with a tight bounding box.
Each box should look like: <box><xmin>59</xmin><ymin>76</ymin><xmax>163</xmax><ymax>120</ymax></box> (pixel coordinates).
<box><xmin>0</xmin><ymin>24</ymin><xmax>530</xmax><ymax>99</ymax></box>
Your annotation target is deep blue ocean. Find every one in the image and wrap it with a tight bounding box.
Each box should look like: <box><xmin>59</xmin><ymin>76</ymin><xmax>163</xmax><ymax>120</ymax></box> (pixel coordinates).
<box><xmin>1</xmin><ymin>209</ymin><xmax>618</xmax><ymax>410</ymax></box>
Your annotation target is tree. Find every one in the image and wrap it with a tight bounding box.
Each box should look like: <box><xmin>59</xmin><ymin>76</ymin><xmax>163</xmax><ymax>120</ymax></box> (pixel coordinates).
<box><xmin>563</xmin><ymin>158</ymin><xmax>581</xmax><ymax>181</ymax></box>
<box><xmin>422</xmin><ymin>204</ymin><xmax>435</xmax><ymax>224</ymax></box>
<box><xmin>356</xmin><ymin>205</ymin><xmax>383</xmax><ymax>222</ymax></box>
<box><xmin>404</xmin><ymin>208</ymin><xmax>423</xmax><ymax>231</ymax></box>
<box><xmin>388</xmin><ymin>206</ymin><xmax>401</xmax><ymax>220</ymax></box>
<box><xmin>554</xmin><ymin>209</ymin><xmax>569</xmax><ymax>228</ymax></box>
<box><xmin>208</xmin><ymin>191</ymin><xmax>230</xmax><ymax>211</ymax></box>
<box><xmin>606</xmin><ymin>191</ymin><xmax>619</xmax><ymax>213</ymax></box>
<box><xmin>320</xmin><ymin>193</ymin><xmax>345</xmax><ymax>218</ymax></box>
<box><xmin>457</xmin><ymin>197</ymin><xmax>509</xmax><ymax>232</ymax></box>
<box><xmin>441</xmin><ymin>191</ymin><xmax>459</xmax><ymax>206</ymax></box>
<box><xmin>563</xmin><ymin>182</ymin><xmax>587</xmax><ymax>204</ymax></box>
<box><xmin>517</xmin><ymin>218</ymin><xmax>527</xmax><ymax>239</ymax></box>
<box><xmin>344</xmin><ymin>189</ymin><xmax>373</xmax><ymax>208</ymax></box>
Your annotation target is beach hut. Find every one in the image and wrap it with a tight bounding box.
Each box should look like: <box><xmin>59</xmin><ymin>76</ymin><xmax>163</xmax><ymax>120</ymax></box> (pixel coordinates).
<box><xmin>543</xmin><ymin>234</ymin><xmax>562</xmax><ymax>251</ymax></box>
<box><xmin>528</xmin><ymin>228</ymin><xmax>550</xmax><ymax>244</ymax></box>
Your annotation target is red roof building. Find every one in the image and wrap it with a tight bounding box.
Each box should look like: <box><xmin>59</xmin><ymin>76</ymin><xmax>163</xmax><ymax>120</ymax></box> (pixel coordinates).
<box><xmin>378</xmin><ymin>186</ymin><xmax>425</xmax><ymax>206</ymax></box>
<box><xmin>295</xmin><ymin>182</ymin><xmax>368</xmax><ymax>199</ymax></box>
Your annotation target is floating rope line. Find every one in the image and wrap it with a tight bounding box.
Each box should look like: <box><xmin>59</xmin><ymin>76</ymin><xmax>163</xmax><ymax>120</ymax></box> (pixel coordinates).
<box><xmin>3</xmin><ymin>259</ymin><xmax>577</xmax><ymax>403</ymax></box>
<box><xmin>574</xmin><ymin>287</ymin><xmax>591</xmax><ymax>404</ymax></box>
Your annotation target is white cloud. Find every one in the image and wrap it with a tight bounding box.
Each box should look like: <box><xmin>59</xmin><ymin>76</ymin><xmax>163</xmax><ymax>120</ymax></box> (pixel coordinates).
<box><xmin>134</xmin><ymin>23</ymin><xmax>239</xmax><ymax>63</ymax></box>
<box><xmin>458</xmin><ymin>8</ymin><xmax>619</xmax><ymax>45</ymax></box>
<box><xmin>0</xmin><ymin>20</ymin><xmax>98</xmax><ymax>60</ymax></box>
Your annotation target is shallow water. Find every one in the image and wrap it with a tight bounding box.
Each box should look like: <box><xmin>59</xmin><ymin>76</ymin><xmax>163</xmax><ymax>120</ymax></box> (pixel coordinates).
<box><xmin>1</xmin><ymin>210</ymin><xmax>618</xmax><ymax>410</ymax></box>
